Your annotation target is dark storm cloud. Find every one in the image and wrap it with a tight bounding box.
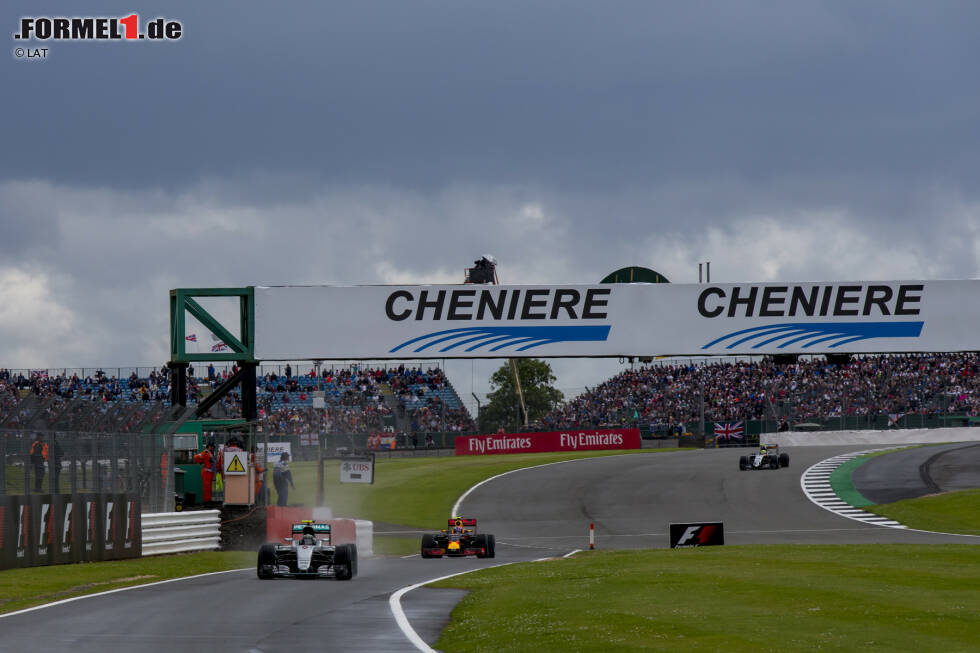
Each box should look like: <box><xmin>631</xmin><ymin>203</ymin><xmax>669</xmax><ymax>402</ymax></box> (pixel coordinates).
<box><xmin>4</xmin><ymin>1</ymin><xmax>980</xmax><ymax>193</ymax></box>
<box><xmin>3</xmin><ymin>1</ymin><xmax>980</xmax><ymax>382</ymax></box>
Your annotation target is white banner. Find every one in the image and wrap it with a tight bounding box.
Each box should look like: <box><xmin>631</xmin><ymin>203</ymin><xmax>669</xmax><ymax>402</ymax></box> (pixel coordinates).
<box><xmin>256</xmin><ymin>442</ymin><xmax>291</xmax><ymax>465</ymax></box>
<box><xmin>339</xmin><ymin>456</ymin><xmax>375</xmax><ymax>484</ymax></box>
<box><xmin>252</xmin><ymin>281</ymin><xmax>978</xmax><ymax>359</ymax></box>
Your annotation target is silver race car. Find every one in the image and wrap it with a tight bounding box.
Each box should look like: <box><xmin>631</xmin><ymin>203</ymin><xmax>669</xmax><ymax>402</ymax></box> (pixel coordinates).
<box><xmin>739</xmin><ymin>444</ymin><xmax>790</xmax><ymax>470</ymax></box>
<box><xmin>257</xmin><ymin>520</ymin><xmax>357</xmax><ymax>580</ymax></box>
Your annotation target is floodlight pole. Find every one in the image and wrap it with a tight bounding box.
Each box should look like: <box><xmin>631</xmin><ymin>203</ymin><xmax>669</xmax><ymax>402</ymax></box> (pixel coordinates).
<box><xmin>510</xmin><ymin>358</ymin><xmax>529</xmax><ymax>430</ymax></box>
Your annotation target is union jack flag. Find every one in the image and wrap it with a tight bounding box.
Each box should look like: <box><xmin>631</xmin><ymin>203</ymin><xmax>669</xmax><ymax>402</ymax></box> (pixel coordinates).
<box><xmin>714</xmin><ymin>421</ymin><xmax>744</xmax><ymax>440</ymax></box>
<box><xmin>211</xmin><ymin>342</ymin><xmax>228</xmax><ymax>352</ymax></box>
<box><xmin>185</xmin><ymin>334</ymin><xmax>197</xmax><ymax>342</ymax></box>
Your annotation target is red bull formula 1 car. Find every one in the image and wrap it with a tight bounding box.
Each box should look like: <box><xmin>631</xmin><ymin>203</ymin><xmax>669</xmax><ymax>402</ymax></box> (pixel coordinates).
<box><xmin>257</xmin><ymin>520</ymin><xmax>357</xmax><ymax>580</ymax></box>
<box><xmin>420</xmin><ymin>517</ymin><xmax>496</xmax><ymax>558</ymax></box>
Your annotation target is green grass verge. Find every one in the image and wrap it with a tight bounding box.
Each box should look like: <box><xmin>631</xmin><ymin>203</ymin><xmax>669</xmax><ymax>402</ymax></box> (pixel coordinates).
<box><xmin>0</xmin><ymin>551</ymin><xmax>253</xmax><ymax>614</ymax></box>
<box><xmin>866</xmin><ymin>489</ymin><xmax>980</xmax><ymax>536</ymax></box>
<box><xmin>431</xmin><ymin>544</ymin><xmax>980</xmax><ymax>652</ymax></box>
<box><xmin>287</xmin><ymin>449</ymin><xmax>684</xmax><ymax>529</ymax></box>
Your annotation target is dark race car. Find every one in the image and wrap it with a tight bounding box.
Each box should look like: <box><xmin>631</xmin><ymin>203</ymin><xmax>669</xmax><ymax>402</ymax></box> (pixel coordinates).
<box><xmin>257</xmin><ymin>520</ymin><xmax>357</xmax><ymax>580</ymax></box>
<box><xmin>420</xmin><ymin>517</ymin><xmax>496</xmax><ymax>559</ymax></box>
<box><xmin>739</xmin><ymin>444</ymin><xmax>790</xmax><ymax>470</ymax></box>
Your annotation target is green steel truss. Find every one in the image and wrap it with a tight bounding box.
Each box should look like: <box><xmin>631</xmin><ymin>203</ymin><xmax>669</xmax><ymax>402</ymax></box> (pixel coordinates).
<box><xmin>169</xmin><ymin>287</ymin><xmax>256</xmax><ymax>363</ymax></box>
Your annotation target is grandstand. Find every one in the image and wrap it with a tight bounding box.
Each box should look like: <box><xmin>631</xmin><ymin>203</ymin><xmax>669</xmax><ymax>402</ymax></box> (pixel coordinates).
<box><xmin>0</xmin><ymin>363</ymin><xmax>475</xmax><ymax>438</ymax></box>
<box><xmin>541</xmin><ymin>353</ymin><xmax>980</xmax><ymax>436</ymax></box>
<box><xmin>6</xmin><ymin>352</ymin><xmax>980</xmax><ymax>442</ymax></box>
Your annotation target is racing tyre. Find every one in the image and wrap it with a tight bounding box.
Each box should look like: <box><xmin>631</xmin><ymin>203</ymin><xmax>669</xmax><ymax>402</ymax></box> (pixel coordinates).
<box><xmin>770</xmin><ymin>458</ymin><xmax>779</xmax><ymax>470</ymax></box>
<box><xmin>420</xmin><ymin>533</ymin><xmax>439</xmax><ymax>558</ymax></box>
<box><xmin>257</xmin><ymin>544</ymin><xmax>277</xmax><ymax>579</ymax></box>
<box><xmin>779</xmin><ymin>453</ymin><xmax>790</xmax><ymax>468</ymax></box>
<box><xmin>474</xmin><ymin>534</ymin><xmax>490</xmax><ymax>558</ymax></box>
<box><xmin>334</xmin><ymin>543</ymin><xmax>355</xmax><ymax>580</ymax></box>
<box><xmin>486</xmin><ymin>534</ymin><xmax>496</xmax><ymax>558</ymax></box>
<box><xmin>738</xmin><ymin>456</ymin><xmax>748</xmax><ymax>471</ymax></box>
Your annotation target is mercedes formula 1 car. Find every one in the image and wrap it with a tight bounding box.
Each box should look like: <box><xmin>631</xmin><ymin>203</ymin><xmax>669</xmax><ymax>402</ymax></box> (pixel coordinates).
<box><xmin>257</xmin><ymin>520</ymin><xmax>357</xmax><ymax>580</ymax></box>
<box><xmin>420</xmin><ymin>517</ymin><xmax>496</xmax><ymax>559</ymax></box>
<box><xmin>739</xmin><ymin>444</ymin><xmax>790</xmax><ymax>470</ymax></box>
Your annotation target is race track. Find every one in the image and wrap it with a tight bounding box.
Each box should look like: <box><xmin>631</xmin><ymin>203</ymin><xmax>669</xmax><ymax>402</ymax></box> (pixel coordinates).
<box><xmin>3</xmin><ymin>444</ymin><xmax>976</xmax><ymax>652</ymax></box>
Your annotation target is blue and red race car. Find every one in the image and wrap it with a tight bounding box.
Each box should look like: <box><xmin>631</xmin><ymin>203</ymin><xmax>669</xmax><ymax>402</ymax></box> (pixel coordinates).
<box><xmin>420</xmin><ymin>517</ymin><xmax>496</xmax><ymax>558</ymax></box>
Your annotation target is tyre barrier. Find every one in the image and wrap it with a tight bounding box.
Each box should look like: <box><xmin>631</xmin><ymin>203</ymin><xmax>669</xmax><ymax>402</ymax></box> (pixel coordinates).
<box><xmin>141</xmin><ymin>510</ymin><xmax>221</xmax><ymax>556</ymax></box>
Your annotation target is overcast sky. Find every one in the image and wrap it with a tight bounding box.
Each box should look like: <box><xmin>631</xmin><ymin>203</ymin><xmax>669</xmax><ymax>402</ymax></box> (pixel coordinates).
<box><xmin>3</xmin><ymin>2</ymin><xmax>980</xmax><ymax>410</ymax></box>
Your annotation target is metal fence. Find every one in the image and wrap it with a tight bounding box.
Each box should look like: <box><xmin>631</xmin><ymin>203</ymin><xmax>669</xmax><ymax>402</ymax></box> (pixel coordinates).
<box><xmin>0</xmin><ymin>360</ymin><xmax>448</xmax><ymax>386</ymax></box>
<box><xmin>1</xmin><ymin>429</ymin><xmax>174</xmax><ymax>513</ymax></box>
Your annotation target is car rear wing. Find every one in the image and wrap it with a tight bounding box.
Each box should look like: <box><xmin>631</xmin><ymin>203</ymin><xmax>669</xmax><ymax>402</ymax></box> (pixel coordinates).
<box><xmin>448</xmin><ymin>517</ymin><xmax>477</xmax><ymax>528</ymax></box>
<box><xmin>292</xmin><ymin>523</ymin><xmax>332</xmax><ymax>534</ymax></box>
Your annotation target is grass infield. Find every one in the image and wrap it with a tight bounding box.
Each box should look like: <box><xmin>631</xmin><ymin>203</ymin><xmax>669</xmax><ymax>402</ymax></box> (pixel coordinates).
<box><xmin>431</xmin><ymin>544</ymin><xmax>980</xmax><ymax>652</ymax></box>
<box><xmin>865</xmin><ymin>488</ymin><xmax>980</xmax><ymax>536</ymax></box>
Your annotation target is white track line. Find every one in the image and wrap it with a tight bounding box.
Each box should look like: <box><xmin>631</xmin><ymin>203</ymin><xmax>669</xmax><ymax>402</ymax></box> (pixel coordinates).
<box><xmin>800</xmin><ymin>448</ymin><xmax>909</xmax><ymax>528</ymax></box>
<box><xmin>0</xmin><ymin>568</ymin><xmax>250</xmax><ymax>619</ymax></box>
<box><xmin>390</xmin><ymin>558</ymin><xmax>551</xmax><ymax>653</ymax></box>
<box><xmin>451</xmin><ymin>453</ymin><xmax>644</xmax><ymax>517</ymax></box>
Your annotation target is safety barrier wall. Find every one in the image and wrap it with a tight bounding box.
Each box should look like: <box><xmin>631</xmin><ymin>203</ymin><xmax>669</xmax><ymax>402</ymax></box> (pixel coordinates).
<box><xmin>141</xmin><ymin>510</ymin><xmax>221</xmax><ymax>556</ymax></box>
<box><xmin>764</xmin><ymin>427</ymin><xmax>980</xmax><ymax>447</ymax></box>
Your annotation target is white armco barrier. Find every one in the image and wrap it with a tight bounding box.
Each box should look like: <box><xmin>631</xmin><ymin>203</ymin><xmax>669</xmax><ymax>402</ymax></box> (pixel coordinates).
<box><xmin>765</xmin><ymin>427</ymin><xmax>980</xmax><ymax>447</ymax></box>
<box><xmin>141</xmin><ymin>510</ymin><xmax>222</xmax><ymax>556</ymax></box>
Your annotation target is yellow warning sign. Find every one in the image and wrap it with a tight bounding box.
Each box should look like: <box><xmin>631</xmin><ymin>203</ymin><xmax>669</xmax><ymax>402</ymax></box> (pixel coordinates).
<box><xmin>224</xmin><ymin>451</ymin><xmax>248</xmax><ymax>475</ymax></box>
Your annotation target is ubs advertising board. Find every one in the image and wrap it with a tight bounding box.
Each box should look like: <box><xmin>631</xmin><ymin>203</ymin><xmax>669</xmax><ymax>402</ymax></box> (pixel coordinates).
<box><xmin>455</xmin><ymin>428</ymin><xmax>641</xmax><ymax>456</ymax></box>
<box><xmin>251</xmin><ymin>281</ymin><xmax>980</xmax><ymax>359</ymax></box>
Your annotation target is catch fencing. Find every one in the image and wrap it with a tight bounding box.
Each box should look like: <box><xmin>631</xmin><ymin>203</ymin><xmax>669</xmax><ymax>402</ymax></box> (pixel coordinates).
<box><xmin>1</xmin><ymin>429</ymin><xmax>174</xmax><ymax>514</ymax></box>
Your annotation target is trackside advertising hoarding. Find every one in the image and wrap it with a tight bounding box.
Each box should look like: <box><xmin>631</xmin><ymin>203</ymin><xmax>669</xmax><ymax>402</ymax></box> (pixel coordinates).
<box><xmin>455</xmin><ymin>428</ymin><xmax>641</xmax><ymax>456</ymax></box>
<box><xmin>251</xmin><ymin>281</ymin><xmax>980</xmax><ymax>359</ymax></box>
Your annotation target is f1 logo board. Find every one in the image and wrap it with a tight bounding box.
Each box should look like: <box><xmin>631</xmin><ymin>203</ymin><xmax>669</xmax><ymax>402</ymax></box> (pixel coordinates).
<box><xmin>669</xmin><ymin>522</ymin><xmax>725</xmax><ymax>548</ymax></box>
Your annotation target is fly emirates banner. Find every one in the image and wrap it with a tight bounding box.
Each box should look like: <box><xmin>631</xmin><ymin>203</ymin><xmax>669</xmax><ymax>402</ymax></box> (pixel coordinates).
<box><xmin>455</xmin><ymin>428</ymin><xmax>642</xmax><ymax>456</ymax></box>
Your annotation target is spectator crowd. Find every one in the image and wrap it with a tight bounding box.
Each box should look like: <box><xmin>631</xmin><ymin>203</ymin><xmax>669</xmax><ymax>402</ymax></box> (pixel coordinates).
<box><xmin>7</xmin><ymin>353</ymin><xmax>980</xmax><ymax>439</ymax></box>
<box><xmin>0</xmin><ymin>364</ymin><xmax>474</xmax><ymax>437</ymax></box>
<box><xmin>538</xmin><ymin>353</ymin><xmax>980</xmax><ymax>432</ymax></box>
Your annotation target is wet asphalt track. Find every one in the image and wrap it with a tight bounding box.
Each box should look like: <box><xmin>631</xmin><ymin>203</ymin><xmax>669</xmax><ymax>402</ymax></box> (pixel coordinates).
<box><xmin>2</xmin><ymin>443</ymin><xmax>977</xmax><ymax>652</ymax></box>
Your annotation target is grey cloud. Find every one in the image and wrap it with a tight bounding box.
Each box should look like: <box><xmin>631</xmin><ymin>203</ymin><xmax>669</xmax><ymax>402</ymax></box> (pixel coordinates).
<box><xmin>3</xmin><ymin>1</ymin><xmax>980</xmax><ymax>392</ymax></box>
<box><xmin>3</xmin><ymin>2</ymin><xmax>980</xmax><ymax>192</ymax></box>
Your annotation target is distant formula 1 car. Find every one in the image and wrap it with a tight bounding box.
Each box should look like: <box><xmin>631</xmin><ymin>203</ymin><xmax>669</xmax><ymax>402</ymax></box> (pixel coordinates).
<box><xmin>257</xmin><ymin>520</ymin><xmax>357</xmax><ymax>579</ymax></box>
<box><xmin>420</xmin><ymin>517</ymin><xmax>496</xmax><ymax>559</ymax></box>
<box><xmin>739</xmin><ymin>444</ymin><xmax>790</xmax><ymax>470</ymax></box>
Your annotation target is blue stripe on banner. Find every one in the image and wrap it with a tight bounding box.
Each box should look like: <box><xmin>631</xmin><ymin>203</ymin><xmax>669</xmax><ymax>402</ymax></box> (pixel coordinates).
<box><xmin>702</xmin><ymin>321</ymin><xmax>923</xmax><ymax>350</ymax></box>
<box><xmin>390</xmin><ymin>325</ymin><xmax>611</xmax><ymax>354</ymax></box>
